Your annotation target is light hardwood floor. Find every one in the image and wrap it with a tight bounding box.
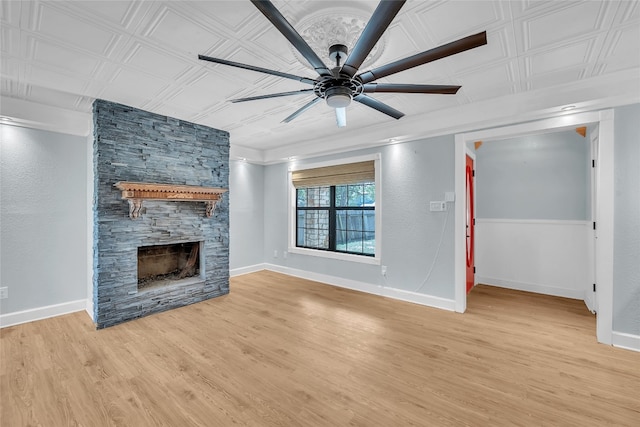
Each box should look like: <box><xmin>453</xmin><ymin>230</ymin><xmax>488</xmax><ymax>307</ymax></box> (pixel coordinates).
<box><xmin>1</xmin><ymin>271</ymin><xmax>639</xmax><ymax>426</ymax></box>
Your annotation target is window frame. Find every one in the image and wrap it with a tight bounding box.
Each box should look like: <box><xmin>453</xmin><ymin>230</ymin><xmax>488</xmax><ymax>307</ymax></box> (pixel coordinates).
<box><xmin>296</xmin><ymin>185</ymin><xmax>376</xmax><ymax>256</ymax></box>
<box><xmin>288</xmin><ymin>153</ymin><xmax>381</xmax><ymax>265</ymax></box>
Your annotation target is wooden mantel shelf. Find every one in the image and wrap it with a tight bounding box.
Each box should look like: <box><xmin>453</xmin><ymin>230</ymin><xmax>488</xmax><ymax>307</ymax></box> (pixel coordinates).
<box><xmin>114</xmin><ymin>181</ymin><xmax>227</xmax><ymax>219</ymax></box>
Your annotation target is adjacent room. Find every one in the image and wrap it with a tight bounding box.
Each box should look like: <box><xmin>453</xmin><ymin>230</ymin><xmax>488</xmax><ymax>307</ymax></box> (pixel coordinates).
<box><xmin>1</xmin><ymin>0</ymin><xmax>639</xmax><ymax>425</ymax></box>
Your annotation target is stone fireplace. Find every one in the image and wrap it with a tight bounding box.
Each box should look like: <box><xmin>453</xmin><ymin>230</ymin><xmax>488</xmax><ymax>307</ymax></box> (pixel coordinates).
<box><xmin>92</xmin><ymin>99</ymin><xmax>229</xmax><ymax>328</ymax></box>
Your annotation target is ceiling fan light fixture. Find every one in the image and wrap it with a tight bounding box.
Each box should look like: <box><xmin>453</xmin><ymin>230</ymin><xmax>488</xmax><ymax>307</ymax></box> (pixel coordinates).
<box><xmin>325</xmin><ymin>86</ymin><xmax>352</xmax><ymax>108</ymax></box>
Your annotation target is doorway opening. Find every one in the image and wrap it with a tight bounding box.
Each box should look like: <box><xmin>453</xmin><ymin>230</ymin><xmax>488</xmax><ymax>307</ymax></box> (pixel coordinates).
<box><xmin>454</xmin><ymin>110</ymin><xmax>615</xmax><ymax>345</ymax></box>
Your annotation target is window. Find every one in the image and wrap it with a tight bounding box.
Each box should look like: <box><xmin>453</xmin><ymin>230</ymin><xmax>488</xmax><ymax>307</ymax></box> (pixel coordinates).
<box><xmin>290</xmin><ymin>157</ymin><xmax>379</xmax><ymax>261</ymax></box>
<box><xmin>297</xmin><ymin>183</ymin><xmax>375</xmax><ymax>256</ymax></box>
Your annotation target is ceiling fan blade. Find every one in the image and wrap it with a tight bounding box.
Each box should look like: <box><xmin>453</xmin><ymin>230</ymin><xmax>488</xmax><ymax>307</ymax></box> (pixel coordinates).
<box><xmin>358</xmin><ymin>31</ymin><xmax>487</xmax><ymax>84</ymax></box>
<box><xmin>198</xmin><ymin>55</ymin><xmax>316</xmax><ymax>85</ymax></box>
<box><xmin>282</xmin><ymin>98</ymin><xmax>322</xmax><ymax>123</ymax></box>
<box><xmin>231</xmin><ymin>89</ymin><xmax>315</xmax><ymax>103</ymax></box>
<box><xmin>363</xmin><ymin>83</ymin><xmax>461</xmax><ymax>94</ymax></box>
<box><xmin>341</xmin><ymin>0</ymin><xmax>406</xmax><ymax>78</ymax></box>
<box><xmin>251</xmin><ymin>0</ymin><xmax>332</xmax><ymax>77</ymax></box>
<box><xmin>353</xmin><ymin>95</ymin><xmax>404</xmax><ymax>120</ymax></box>
<box><xmin>335</xmin><ymin>107</ymin><xmax>347</xmax><ymax>127</ymax></box>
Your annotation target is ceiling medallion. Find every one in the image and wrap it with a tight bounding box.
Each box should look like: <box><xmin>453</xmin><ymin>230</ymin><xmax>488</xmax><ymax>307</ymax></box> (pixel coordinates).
<box><xmin>291</xmin><ymin>8</ymin><xmax>387</xmax><ymax>72</ymax></box>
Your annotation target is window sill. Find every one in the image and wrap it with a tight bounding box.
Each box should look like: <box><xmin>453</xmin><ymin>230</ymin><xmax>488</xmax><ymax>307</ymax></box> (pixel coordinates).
<box><xmin>288</xmin><ymin>247</ymin><xmax>380</xmax><ymax>265</ymax></box>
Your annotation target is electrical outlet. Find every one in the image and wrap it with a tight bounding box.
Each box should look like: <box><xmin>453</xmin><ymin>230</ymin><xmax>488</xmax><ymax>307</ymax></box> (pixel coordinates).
<box><xmin>0</xmin><ymin>287</ymin><xmax>8</xmax><ymax>299</ymax></box>
<box><xmin>445</xmin><ymin>192</ymin><xmax>455</xmax><ymax>202</ymax></box>
<box><xmin>273</xmin><ymin>249</ymin><xmax>278</xmax><ymax>258</ymax></box>
<box><xmin>381</xmin><ymin>266</ymin><xmax>387</xmax><ymax>276</ymax></box>
<box><xmin>283</xmin><ymin>251</ymin><xmax>288</xmax><ymax>259</ymax></box>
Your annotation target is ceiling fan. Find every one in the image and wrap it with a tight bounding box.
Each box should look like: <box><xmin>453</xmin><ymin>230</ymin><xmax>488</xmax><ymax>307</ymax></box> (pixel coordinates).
<box><xmin>199</xmin><ymin>0</ymin><xmax>487</xmax><ymax>127</ymax></box>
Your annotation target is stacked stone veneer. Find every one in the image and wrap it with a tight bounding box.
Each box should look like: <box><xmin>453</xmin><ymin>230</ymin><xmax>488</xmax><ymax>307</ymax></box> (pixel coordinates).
<box><xmin>93</xmin><ymin>99</ymin><xmax>229</xmax><ymax>328</ymax></box>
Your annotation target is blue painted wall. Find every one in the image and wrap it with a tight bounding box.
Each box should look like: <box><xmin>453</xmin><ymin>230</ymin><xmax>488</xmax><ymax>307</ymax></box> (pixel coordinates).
<box><xmin>475</xmin><ymin>130</ymin><xmax>590</xmax><ymax>220</ymax></box>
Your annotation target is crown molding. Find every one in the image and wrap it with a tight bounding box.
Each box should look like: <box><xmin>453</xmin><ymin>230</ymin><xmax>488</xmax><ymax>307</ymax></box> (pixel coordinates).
<box><xmin>0</xmin><ymin>97</ymin><xmax>91</xmax><ymax>136</ymax></box>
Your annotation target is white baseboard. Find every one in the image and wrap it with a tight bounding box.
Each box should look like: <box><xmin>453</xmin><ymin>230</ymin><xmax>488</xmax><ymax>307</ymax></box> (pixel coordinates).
<box><xmin>230</xmin><ymin>263</ymin><xmax>267</xmax><ymax>277</ymax></box>
<box><xmin>265</xmin><ymin>263</ymin><xmax>455</xmax><ymax>311</ymax></box>
<box><xmin>0</xmin><ymin>299</ymin><xmax>87</xmax><ymax>328</ymax></box>
<box><xmin>612</xmin><ymin>331</ymin><xmax>640</xmax><ymax>352</ymax></box>
<box><xmin>85</xmin><ymin>298</ymin><xmax>95</xmax><ymax>322</ymax></box>
<box><xmin>476</xmin><ymin>276</ymin><xmax>584</xmax><ymax>300</ymax></box>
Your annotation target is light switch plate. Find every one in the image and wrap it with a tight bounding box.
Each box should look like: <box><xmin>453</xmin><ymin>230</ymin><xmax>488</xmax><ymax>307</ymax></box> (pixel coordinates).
<box><xmin>430</xmin><ymin>201</ymin><xmax>446</xmax><ymax>212</ymax></box>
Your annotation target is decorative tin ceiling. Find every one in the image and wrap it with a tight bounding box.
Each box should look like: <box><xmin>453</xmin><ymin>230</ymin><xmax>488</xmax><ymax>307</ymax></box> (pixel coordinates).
<box><xmin>1</xmin><ymin>1</ymin><xmax>639</xmax><ymax>162</ymax></box>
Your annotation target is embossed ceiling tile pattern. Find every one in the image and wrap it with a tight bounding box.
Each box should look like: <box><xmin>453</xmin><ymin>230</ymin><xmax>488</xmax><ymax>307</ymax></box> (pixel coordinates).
<box><xmin>123</xmin><ymin>43</ymin><xmax>193</xmax><ymax>80</ymax></box>
<box><xmin>522</xmin><ymin>1</ymin><xmax>608</xmax><ymax>50</ymax></box>
<box><xmin>1</xmin><ymin>79</ymin><xmax>17</xmax><ymax>97</ymax></box>
<box><xmin>613</xmin><ymin>0</ymin><xmax>639</xmax><ymax>24</ymax></box>
<box><xmin>28</xmin><ymin>65</ymin><xmax>88</xmax><ymax>94</ymax></box>
<box><xmin>169</xmin><ymin>73</ymin><xmax>245</xmax><ymax>111</ymax></box>
<box><xmin>143</xmin><ymin>6</ymin><xmax>223</xmax><ymax>56</ymax></box>
<box><xmin>262</xmin><ymin>77</ymin><xmax>310</xmax><ymax>95</ymax></box>
<box><xmin>90</xmin><ymin>62</ymin><xmax>121</xmax><ymax>88</ymax></box>
<box><xmin>370</xmin><ymin>22</ymin><xmax>421</xmax><ymax>67</ymax></box>
<box><xmin>66</xmin><ymin>0</ymin><xmax>136</xmax><ymax>27</ymax></box>
<box><xmin>399</xmin><ymin>93</ymin><xmax>463</xmax><ymax>115</ymax></box>
<box><xmin>198</xmin><ymin>103</ymin><xmax>248</xmax><ymax>124</ymax></box>
<box><xmin>35</xmin><ymin>3</ymin><xmax>117</xmax><ymax>55</ymax></box>
<box><xmin>443</xmin><ymin>29</ymin><xmax>511</xmax><ymax>73</ymax></box>
<box><xmin>249</xmin><ymin>26</ymin><xmax>309</xmax><ymax>69</ymax></box>
<box><xmin>106</xmin><ymin>68</ymin><xmax>171</xmax><ymax>106</ymax></box>
<box><xmin>527</xmin><ymin>40</ymin><xmax>593</xmax><ymax>75</ymax></box>
<box><xmin>381</xmin><ymin>65</ymin><xmax>456</xmax><ymax>87</ymax></box>
<box><xmin>455</xmin><ymin>62</ymin><xmax>516</xmax><ymax>101</ymax></box>
<box><xmin>599</xmin><ymin>24</ymin><xmax>640</xmax><ymax>72</ymax></box>
<box><xmin>414</xmin><ymin>0</ymin><xmax>504</xmax><ymax>42</ymax></box>
<box><xmin>190</xmin><ymin>1</ymin><xmax>258</xmax><ymax>32</ymax></box>
<box><xmin>27</xmin><ymin>84</ymin><xmax>87</xmax><ymax>110</ymax></box>
<box><xmin>0</xmin><ymin>56</ymin><xmax>21</xmax><ymax>81</ymax></box>
<box><xmin>1</xmin><ymin>0</ymin><xmax>639</xmax><ymax>155</ymax></box>
<box><xmin>1</xmin><ymin>23</ymin><xmax>17</xmax><ymax>54</ymax></box>
<box><xmin>31</xmin><ymin>39</ymin><xmax>102</xmax><ymax>74</ymax></box>
<box><xmin>0</xmin><ymin>0</ymin><xmax>18</xmax><ymax>24</ymax></box>
<box><xmin>151</xmin><ymin>104</ymin><xmax>200</xmax><ymax>124</ymax></box>
<box><xmin>207</xmin><ymin>46</ymin><xmax>310</xmax><ymax>86</ymax></box>
<box><xmin>526</xmin><ymin>68</ymin><xmax>585</xmax><ymax>91</ymax></box>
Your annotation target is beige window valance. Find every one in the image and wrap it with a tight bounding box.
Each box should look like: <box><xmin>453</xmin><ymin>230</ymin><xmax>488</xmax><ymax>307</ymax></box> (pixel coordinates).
<box><xmin>291</xmin><ymin>160</ymin><xmax>374</xmax><ymax>188</ymax></box>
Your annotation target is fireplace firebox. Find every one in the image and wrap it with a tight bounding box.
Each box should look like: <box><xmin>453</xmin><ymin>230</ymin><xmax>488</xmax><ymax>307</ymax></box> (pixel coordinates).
<box><xmin>137</xmin><ymin>242</ymin><xmax>203</xmax><ymax>291</ymax></box>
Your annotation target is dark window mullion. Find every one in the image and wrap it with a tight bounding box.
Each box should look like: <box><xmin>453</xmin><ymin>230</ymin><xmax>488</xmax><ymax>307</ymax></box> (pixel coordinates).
<box><xmin>329</xmin><ymin>186</ymin><xmax>336</xmax><ymax>250</ymax></box>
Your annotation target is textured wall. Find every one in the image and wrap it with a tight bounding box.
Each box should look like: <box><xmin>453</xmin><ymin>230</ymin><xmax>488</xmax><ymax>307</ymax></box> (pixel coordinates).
<box><xmin>93</xmin><ymin>100</ymin><xmax>229</xmax><ymax>328</ymax></box>
<box><xmin>262</xmin><ymin>136</ymin><xmax>456</xmax><ymax>300</ymax></box>
<box><xmin>475</xmin><ymin>130</ymin><xmax>590</xmax><ymax>220</ymax></box>
<box><xmin>229</xmin><ymin>160</ymin><xmax>265</xmax><ymax>271</ymax></box>
<box><xmin>613</xmin><ymin>104</ymin><xmax>640</xmax><ymax>336</ymax></box>
<box><xmin>0</xmin><ymin>125</ymin><xmax>88</xmax><ymax>314</ymax></box>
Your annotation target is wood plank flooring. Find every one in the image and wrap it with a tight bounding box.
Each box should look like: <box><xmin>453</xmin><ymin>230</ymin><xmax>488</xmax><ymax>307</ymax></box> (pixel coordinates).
<box><xmin>2</xmin><ymin>271</ymin><xmax>639</xmax><ymax>426</ymax></box>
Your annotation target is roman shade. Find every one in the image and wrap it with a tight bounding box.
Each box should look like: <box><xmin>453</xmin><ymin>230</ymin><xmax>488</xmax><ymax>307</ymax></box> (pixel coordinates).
<box><xmin>292</xmin><ymin>160</ymin><xmax>375</xmax><ymax>188</ymax></box>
